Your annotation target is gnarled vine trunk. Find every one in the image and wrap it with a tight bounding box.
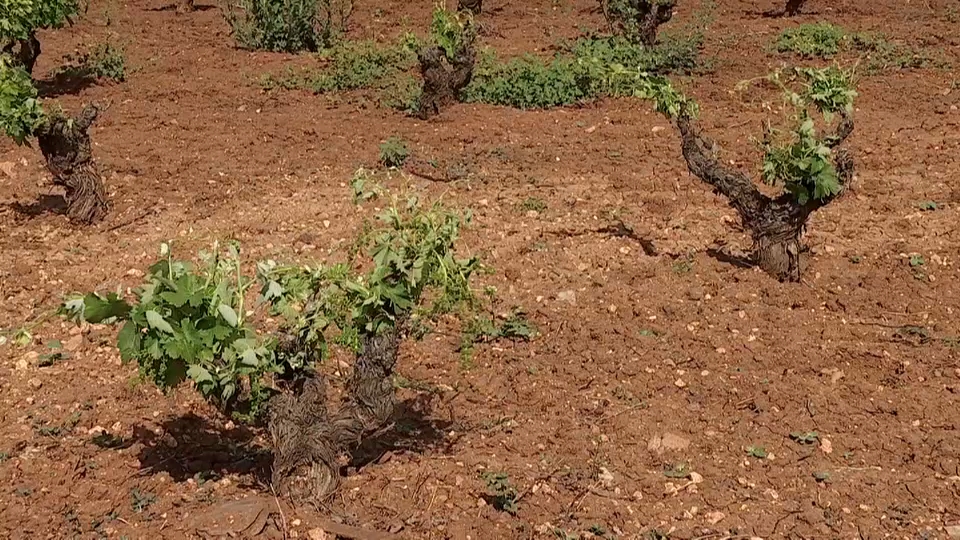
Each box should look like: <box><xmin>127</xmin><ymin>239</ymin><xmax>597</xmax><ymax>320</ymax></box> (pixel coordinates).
<box><xmin>35</xmin><ymin>105</ymin><xmax>110</xmax><ymax>224</ymax></box>
<box><xmin>3</xmin><ymin>32</ymin><xmax>42</xmax><ymax>74</ymax></box>
<box><xmin>600</xmin><ymin>0</ymin><xmax>675</xmax><ymax>46</ymax></box>
<box><xmin>417</xmin><ymin>33</ymin><xmax>477</xmax><ymax>119</ymax></box>
<box><xmin>458</xmin><ymin>0</ymin><xmax>482</xmax><ymax>14</ymax></box>
<box><xmin>269</xmin><ymin>330</ymin><xmax>399</xmax><ymax>501</ymax></box>
<box><xmin>675</xmin><ymin>109</ymin><xmax>854</xmax><ymax>282</ymax></box>
<box><xmin>784</xmin><ymin>0</ymin><xmax>807</xmax><ymax>16</ymax></box>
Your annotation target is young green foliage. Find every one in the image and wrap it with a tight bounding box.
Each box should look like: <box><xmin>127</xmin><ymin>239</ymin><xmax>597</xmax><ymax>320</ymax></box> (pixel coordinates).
<box><xmin>430</xmin><ymin>6</ymin><xmax>470</xmax><ymax>62</ymax></box>
<box><xmin>259</xmin><ymin>195</ymin><xmax>480</xmax><ymax>370</ymax></box>
<box><xmin>64</xmin><ymin>189</ymin><xmax>481</xmax><ymax>424</ymax></box>
<box><xmin>0</xmin><ymin>57</ymin><xmax>45</xmax><ymax>144</ymax></box>
<box><xmin>66</xmin><ymin>242</ymin><xmax>281</xmax><ymax>416</ymax></box>
<box><xmin>0</xmin><ymin>0</ymin><xmax>79</xmax><ymax>42</ymax></box>
<box><xmin>753</xmin><ymin>66</ymin><xmax>857</xmax><ymax>205</ymax></box>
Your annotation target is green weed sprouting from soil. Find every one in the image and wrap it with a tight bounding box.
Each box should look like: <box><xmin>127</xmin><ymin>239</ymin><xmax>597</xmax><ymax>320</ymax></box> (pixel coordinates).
<box><xmin>259</xmin><ymin>35</ymin><xmax>422</xmax><ymax>110</ymax></box>
<box><xmin>775</xmin><ymin>23</ymin><xmax>945</xmax><ymax>72</ymax></box>
<box><xmin>459</xmin><ymin>308</ymin><xmax>538</xmax><ymax>367</ymax></box>
<box><xmin>379</xmin><ymin>136</ymin><xmax>410</xmax><ymax>167</ymax></box>
<box><xmin>58</xmin><ymin>42</ymin><xmax>127</xmax><ymax>82</ymax></box>
<box><xmin>225</xmin><ymin>0</ymin><xmax>352</xmax><ymax>52</ymax></box>
<box><xmin>462</xmin><ymin>32</ymin><xmax>701</xmax><ymax>109</ymax></box>
<box><xmin>480</xmin><ymin>471</ymin><xmax>520</xmax><ymax>514</ymax></box>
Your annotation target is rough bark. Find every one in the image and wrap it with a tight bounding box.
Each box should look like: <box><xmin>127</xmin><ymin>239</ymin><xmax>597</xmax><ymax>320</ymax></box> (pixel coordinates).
<box><xmin>458</xmin><ymin>0</ymin><xmax>482</xmax><ymax>14</ymax></box>
<box><xmin>675</xmin><ymin>108</ymin><xmax>854</xmax><ymax>282</ymax></box>
<box><xmin>35</xmin><ymin>105</ymin><xmax>110</xmax><ymax>224</ymax></box>
<box><xmin>269</xmin><ymin>330</ymin><xmax>400</xmax><ymax>502</ymax></box>
<box><xmin>784</xmin><ymin>0</ymin><xmax>807</xmax><ymax>16</ymax></box>
<box><xmin>416</xmin><ymin>31</ymin><xmax>477</xmax><ymax>119</ymax></box>
<box><xmin>600</xmin><ymin>0</ymin><xmax>675</xmax><ymax>46</ymax></box>
<box><xmin>3</xmin><ymin>32</ymin><xmax>42</xmax><ymax>75</ymax></box>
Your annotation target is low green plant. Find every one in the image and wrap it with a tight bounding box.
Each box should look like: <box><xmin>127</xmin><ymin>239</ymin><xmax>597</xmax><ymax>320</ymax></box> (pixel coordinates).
<box><xmin>481</xmin><ymin>471</ymin><xmax>519</xmax><ymax>514</ymax></box>
<box><xmin>663</xmin><ymin>462</ymin><xmax>691</xmax><ymax>479</ymax></box>
<box><xmin>789</xmin><ymin>431</ymin><xmax>819</xmax><ymax>444</ymax></box>
<box><xmin>130</xmin><ymin>488</ymin><xmax>156</xmax><ymax>513</ymax></box>
<box><xmin>225</xmin><ymin>0</ymin><xmax>352</xmax><ymax>52</ymax></box>
<box><xmin>349</xmin><ymin>167</ymin><xmax>383</xmax><ymax>203</ymax></box>
<box><xmin>459</xmin><ymin>309</ymin><xmax>537</xmax><ymax>365</ymax></box>
<box><xmin>59</xmin><ymin>42</ymin><xmax>127</xmax><ymax>82</ymax></box>
<box><xmin>38</xmin><ymin>339</ymin><xmax>70</xmax><ymax>367</ymax></box>
<box><xmin>775</xmin><ymin>23</ymin><xmax>846</xmax><ymax>58</ymax></box>
<box><xmin>519</xmin><ymin>197</ymin><xmax>547</xmax><ymax>213</ymax></box>
<box><xmin>463</xmin><ymin>32</ymin><xmax>700</xmax><ymax>109</ymax></box>
<box><xmin>379</xmin><ymin>135</ymin><xmax>409</xmax><ymax>167</ymax></box>
<box><xmin>776</xmin><ymin>24</ymin><xmax>941</xmax><ymax>72</ymax></box>
<box><xmin>260</xmin><ymin>36</ymin><xmax>421</xmax><ymax>109</ymax></box>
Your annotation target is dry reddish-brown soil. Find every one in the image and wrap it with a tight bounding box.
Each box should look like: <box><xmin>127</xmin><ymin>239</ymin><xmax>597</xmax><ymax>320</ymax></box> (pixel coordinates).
<box><xmin>2</xmin><ymin>0</ymin><xmax>960</xmax><ymax>538</ymax></box>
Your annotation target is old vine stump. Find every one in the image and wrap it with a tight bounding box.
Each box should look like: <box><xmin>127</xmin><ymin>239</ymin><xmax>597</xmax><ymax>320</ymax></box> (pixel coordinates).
<box><xmin>269</xmin><ymin>330</ymin><xmax>400</xmax><ymax>501</ymax></box>
<box><xmin>784</xmin><ymin>0</ymin><xmax>807</xmax><ymax>16</ymax></box>
<box><xmin>675</xmin><ymin>109</ymin><xmax>854</xmax><ymax>282</ymax></box>
<box><xmin>35</xmin><ymin>105</ymin><xmax>110</xmax><ymax>224</ymax></box>
<box><xmin>601</xmin><ymin>0</ymin><xmax>676</xmax><ymax>46</ymax></box>
<box><xmin>417</xmin><ymin>31</ymin><xmax>477</xmax><ymax>119</ymax></box>
<box><xmin>458</xmin><ymin>0</ymin><xmax>482</xmax><ymax>14</ymax></box>
<box><xmin>3</xmin><ymin>32</ymin><xmax>42</xmax><ymax>74</ymax></box>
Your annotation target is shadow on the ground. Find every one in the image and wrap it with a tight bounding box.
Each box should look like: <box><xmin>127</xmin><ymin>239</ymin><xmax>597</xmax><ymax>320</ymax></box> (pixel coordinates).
<box><xmin>348</xmin><ymin>393</ymin><xmax>458</xmax><ymax>471</ymax></box>
<box><xmin>131</xmin><ymin>413</ymin><xmax>271</xmax><ymax>487</ymax></box>
<box><xmin>707</xmin><ymin>247</ymin><xmax>754</xmax><ymax>269</ymax></box>
<box><xmin>128</xmin><ymin>395</ymin><xmax>457</xmax><ymax>487</ymax></box>
<box><xmin>35</xmin><ymin>70</ymin><xmax>98</xmax><ymax>98</ymax></box>
<box><xmin>7</xmin><ymin>195</ymin><xmax>68</xmax><ymax>218</ymax></box>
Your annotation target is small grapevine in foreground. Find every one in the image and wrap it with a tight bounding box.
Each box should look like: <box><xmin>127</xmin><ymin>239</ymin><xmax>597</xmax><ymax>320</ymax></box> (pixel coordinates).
<box><xmin>62</xmin><ymin>189</ymin><xmax>536</xmax><ymax>501</ymax></box>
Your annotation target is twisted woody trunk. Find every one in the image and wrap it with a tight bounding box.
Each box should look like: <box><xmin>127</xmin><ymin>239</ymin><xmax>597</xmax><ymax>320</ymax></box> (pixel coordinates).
<box><xmin>36</xmin><ymin>105</ymin><xmax>110</xmax><ymax>224</ymax></box>
<box><xmin>416</xmin><ymin>31</ymin><xmax>477</xmax><ymax>119</ymax></box>
<box><xmin>674</xmin><ymin>108</ymin><xmax>854</xmax><ymax>282</ymax></box>
<box><xmin>268</xmin><ymin>330</ymin><xmax>400</xmax><ymax>501</ymax></box>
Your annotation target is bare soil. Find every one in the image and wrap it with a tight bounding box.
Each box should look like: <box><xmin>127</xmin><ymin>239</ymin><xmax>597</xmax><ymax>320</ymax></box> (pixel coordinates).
<box><xmin>1</xmin><ymin>0</ymin><xmax>959</xmax><ymax>539</ymax></box>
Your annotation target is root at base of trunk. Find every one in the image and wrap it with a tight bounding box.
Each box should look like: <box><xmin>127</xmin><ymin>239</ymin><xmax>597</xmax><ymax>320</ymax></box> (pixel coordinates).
<box><xmin>754</xmin><ymin>226</ymin><xmax>803</xmax><ymax>283</ymax></box>
<box><xmin>35</xmin><ymin>105</ymin><xmax>110</xmax><ymax>224</ymax></box>
<box><xmin>268</xmin><ymin>331</ymin><xmax>400</xmax><ymax>502</ymax></box>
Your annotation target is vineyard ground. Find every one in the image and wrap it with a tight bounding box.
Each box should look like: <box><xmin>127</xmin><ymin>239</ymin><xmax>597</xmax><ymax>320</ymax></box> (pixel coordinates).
<box><xmin>1</xmin><ymin>0</ymin><xmax>959</xmax><ymax>538</ymax></box>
